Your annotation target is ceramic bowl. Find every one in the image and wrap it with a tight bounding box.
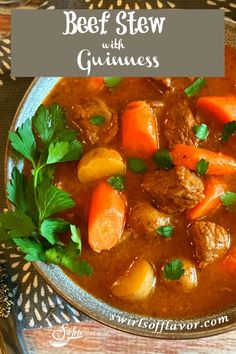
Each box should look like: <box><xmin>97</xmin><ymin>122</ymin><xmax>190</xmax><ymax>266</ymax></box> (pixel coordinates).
<box><xmin>5</xmin><ymin>19</ymin><xmax>236</xmax><ymax>339</ymax></box>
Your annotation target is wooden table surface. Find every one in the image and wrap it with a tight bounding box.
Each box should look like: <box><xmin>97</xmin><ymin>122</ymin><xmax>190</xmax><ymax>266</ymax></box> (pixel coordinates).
<box><xmin>1</xmin><ymin>2</ymin><xmax>236</xmax><ymax>353</ymax></box>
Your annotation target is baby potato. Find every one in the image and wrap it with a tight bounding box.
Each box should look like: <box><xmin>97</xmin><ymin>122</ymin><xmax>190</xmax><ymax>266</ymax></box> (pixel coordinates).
<box><xmin>180</xmin><ymin>259</ymin><xmax>198</xmax><ymax>291</ymax></box>
<box><xmin>163</xmin><ymin>259</ymin><xmax>197</xmax><ymax>291</ymax></box>
<box><xmin>111</xmin><ymin>259</ymin><xmax>156</xmax><ymax>301</ymax></box>
<box><xmin>77</xmin><ymin>147</ymin><xmax>125</xmax><ymax>183</ymax></box>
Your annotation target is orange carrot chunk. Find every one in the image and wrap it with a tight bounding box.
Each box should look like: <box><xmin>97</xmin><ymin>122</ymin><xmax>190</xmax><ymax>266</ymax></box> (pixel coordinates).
<box><xmin>171</xmin><ymin>144</ymin><xmax>236</xmax><ymax>175</ymax></box>
<box><xmin>88</xmin><ymin>181</ymin><xmax>126</xmax><ymax>253</ymax></box>
<box><xmin>187</xmin><ymin>178</ymin><xmax>225</xmax><ymax>220</ymax></box>
<box><xmin>197</xmin><ymin>96</ymin><xmax>236</xmax><ymax>124</ymax></box>
<box><xmin>121</xmin><ymin>101</ymin><xmax>158</xmax><ymax>158</ymax></box>
<box><xmin>221</xmin><ymin>248</ymin><xmax>236</xmax><ymax>272</ymax></box>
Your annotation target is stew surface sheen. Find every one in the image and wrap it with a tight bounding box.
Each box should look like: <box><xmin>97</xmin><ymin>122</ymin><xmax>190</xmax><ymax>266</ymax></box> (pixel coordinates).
<box><xmin>44</xmin><ymin>46</ymin><xmax>236</xmax><ymax>319</ymax></box>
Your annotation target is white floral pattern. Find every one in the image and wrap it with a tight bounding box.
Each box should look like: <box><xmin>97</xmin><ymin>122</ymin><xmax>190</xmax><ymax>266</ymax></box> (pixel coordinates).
<box><xmin>39</xmin><ymin>1</ymin><xmax>55</xmax><ymax>9</ymax></box>
<box><xmin>0</xmin><ymin>38</ymin><xmax>11</xmax><ymax>86</ymax></box>
<box><xmin>83</xmin><ymin>0</ymin><xmax>176</xmax><ymax>9</ymax></box>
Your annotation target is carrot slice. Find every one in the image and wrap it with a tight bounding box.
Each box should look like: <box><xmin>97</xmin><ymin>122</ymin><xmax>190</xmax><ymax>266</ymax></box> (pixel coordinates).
<box><xmin>197</xmin><ymin>96</ymin><xmax>236</xmax><ymax>124</ymax></box>
<box><xmin>171</xmin><ymin>144</ymin><xmax>236</xmax><ymax>175</ymax></box>
<box><xmin>121</xmin><ymin>101</ymin><xmax>158</xmax><ymax>158</ymax></box>
<box><xmin>88</xmin><ymin>181</ymin><xmax>126</xmax><ymax>253</ymax></box>
<box><xmin>221</xmin><ymin>248</ymin><xmax>236</xmax><ymax>272</ymax></box>
<box><xmin>187</xmin><ymin>178</ymin><xmax>225</xmax><ymax>220</ymax></box>
<box><xmin>86</xmin><ymin>77</ymin><xmax>104</xmax><ymax>92</ymax></box>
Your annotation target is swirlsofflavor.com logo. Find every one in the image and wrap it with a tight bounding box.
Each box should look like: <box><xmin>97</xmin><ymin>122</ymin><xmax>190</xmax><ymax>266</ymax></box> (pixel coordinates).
<box><xmin>49</xmin><ymin>323</ymin><xmax>83</xmax><ymax>347</ymax></box>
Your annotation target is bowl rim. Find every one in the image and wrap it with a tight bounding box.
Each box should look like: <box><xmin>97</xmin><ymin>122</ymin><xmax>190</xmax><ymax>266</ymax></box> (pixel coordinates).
<box><xmin>4</xmin><ymin>18</ymin><xmax>236</xmax><ymax>340</ymax></box>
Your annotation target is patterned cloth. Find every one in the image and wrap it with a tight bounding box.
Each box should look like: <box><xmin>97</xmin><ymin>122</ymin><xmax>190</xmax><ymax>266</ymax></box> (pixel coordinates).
<box><xmin>0</xmin><ymin>246</ymin><xmax>87</xmax><ymax>328</ymax></box>
<box><xmin>0</xmin><ymin>0</ymin><xmax>235</xmax><ymax>330</ymax></box>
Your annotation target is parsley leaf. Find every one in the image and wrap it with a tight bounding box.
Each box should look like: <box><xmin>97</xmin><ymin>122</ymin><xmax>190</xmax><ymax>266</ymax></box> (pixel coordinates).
<box><xmin>196</xmin><ymin>159</ymin><xmax>209</xmax><ymax>176</ymax></box>
<box><xmin>107</xmin><ymin>176</ymin><xmax>125</xmax><ymax>191</ymax></box>
<box><xmin>70</xmin><ymin>224</ymin><xmax>82</xmax><ymax>255</ymax></box>
<box><xmin>46</xmin><ymin>140</ymin><xmax>83</xmax><ymax>164</ymax></box>
<box><xmin>184</xmin><ymin>78</ymin><xmax>206</xmax><ymax>97</ymax></box>
<box><xmin>46</xmin><ymin>141</ymin><xmax>70</xmax><ymax>164</ymax></box>
<box><xmin>193</xmin><ymin>124</ymin><xmax>209</xmax><ymax>140</ymax></box>
<box><xmin>62</xmin><ymin>257</ymin><xmax>93</xmax><ymax>276</ymax></box>
<box><xmin>128</xmin><ymin>157</ymin><xmax>147</xmax><ymax>173</ymax></box>
<box><xmin>7</xmin><ymin>167</ymin><xmax>27</xmax><ymax>213</ymax></box>
<box><xmin>57</xmin><ymin>128</ymin><xmax>77</xmax><ymax>142</ymax></box>
<box><xmin>0</xmin><ymin>211</ymin><xmax>35</xmax><ymax>238</ymax></box>
<box><xmin>0</xmin><ymin>225</ymin><xmax>10</xmax><ymax>243</ymax></box>
<box><xmin>32</xmin><ymin>104</ymin><xmax>51</xmax><ymax>143</ymax></box>
<box><xmin>222</xmin><ymin>121</ymin><xmax>236</xmax><ymax>142</ymax></box>
<box><xmin>40</xmin><ymin>218</ymin><xmax>69</xmax><ymax>245</ymax></box>
<box><xmin>13</xmin><ymin>238</ymin><xmax>46</xmax><ymax>262</ymax></box>
<box><xmin>9</xmin><ymin>119</ymin><xmax>37</xmax><ymax>164</ymax></box>
<box><xmin>45</xmin><ymin>247</ymin><xmax>64</xmax><ymax>265</ymax></box>
<box><xmin>37</xmin><ymin>177</ymin><xmax>75</xmax><ymax>221</ymax></box>
<box><xmin>7</xmin><ymin>171</ymin><xmax>39</xmax><ymax>224</ymax></box>
<box><xmin>156</xmin><ymin>225</ymin><xmax>174</xmax><ymax>238</ymax></box>
<box><xmin>33</xmin><ymin>103</ymin><xmax>65</xmax><ymax>144</ymax></box>
<box><xmin>61</xmin><ymin>140</ymin><xmax>83</xmax><ymax>161</ymax></box>
<box><xmin>153</xmin><ymin>149</ymin><xmax>173</xmax><ymax>170</ymax></box>
<box><xmin>89</xmin><ymin>115</ymin><xmax>105</xmax><ymax>125</ymax></box>
<box><xmin>221</xmin><ymin>192</ymin><xmax>236</xmax><ymax>207</ymax></box>
<box><xmin>5</xmin><ymin>103</ymin><xmax>92</xmax><ymax>276</ymax></box>
<box><xmin>25</xmin><ymin>175</ymin><xmax>39</xmax><ymax>224</ymax></box>
<box><xmin>45</xmin><ymin>246</ymin><xmax>93</xmax><ymax>276</ymax></box>
<box><xmin>104</xmin><ymin>77</ymin><xmax>123</xmax><ymax>88</ymax></box>
<box><xmin>164</xmin><ymin>259</ymin><xmax>185</xmax><ymax>280</ymax></box>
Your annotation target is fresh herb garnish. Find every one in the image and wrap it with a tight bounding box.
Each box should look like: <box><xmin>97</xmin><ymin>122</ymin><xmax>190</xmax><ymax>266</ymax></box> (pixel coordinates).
<box><xmin>184</xmin><ymin>78</ymin><xmax>206</xmax><ymax>97</ymax></box>
<box><xmin>0</xmin><ymin>210</ymin><xmax>35</xmax><ymax>239</ymax></box>
<box><xmin>128</xmin><ymin>157</ymin><xmax>147</xmax><ymax>173</ymax></box>
<box><xmin>196</xmin><ymin>158</ymin><xmax>209</xmax><ymax>176</ymax></box>
<box><xmin>193</xmin><ymin>124</ymin><xmax>209</xmax><ymax>140</ymax></box>
<box><xmin>107</xmin><ymin>176</ymin><xmax>125</xmax><ymax>191</ymax></box>
<box><xmin>14</xmin><ymin>238</ymin><xmax>46</xmax><ymax>262</ymax></box>
<box><xmin>221</xmin><ymin>192</ymin><xmax>236</xmax><ymax>207</ymax></box>
<box><xmin>104</xmin><ymin>77</ymin><xmax>123</xmax><ymax>88</ymax></box>
<box><xmin>7</xmin><ymin>168</ymin><xmax>28</xmax><ymax>213</ymax></box>
<box><xmin>164</xmin><ymin>259</ymin><xmax>185</xmax><ymax>280</ymax></box>
<box><xmin>153</xmin><ymin>149</ymin><xmax>173</xmax><ymax>170</ymax></box>
<box><xmin>1</xmin><ymin>103</ymin><xmax>92</xmax><ymax>276</ymax></box>
<box><xmin>32</xmin><ymin>103</ymin><xmax>65</xmax><ymax>145</ymax></box>
<box><xmin>156</xmin><ymin>225</ymin><xmax>174</xmax><ymax>238</ymax></box>
<box><xmin>89</xmin><ymin>115</ymin><xmax>106</xmax><ymax>126</ymax></box>
<box><xmin>9</xmin><ymin>119</ymin><xmax>37</xmax><ymax>163</ymax></box>
<box><xmin>222</xmin><ymin>121</ymin><xmax>236</xmax><ymax>142</ymax></box>
<box><xmin>40</xmin><ymin>218</ymin><xmax>69</xmax><ymax>245</ymax></box>
<box><xmin>46</xmin><ymin>140</ymin><xmax>83</xmax><ymax>164</ymax></box>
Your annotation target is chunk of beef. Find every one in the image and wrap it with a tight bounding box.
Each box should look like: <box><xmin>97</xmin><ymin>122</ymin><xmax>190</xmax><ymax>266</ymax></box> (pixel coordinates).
<box><xmin>128</xmin><ymin>201</ymin><xmax>171</xmax><ymax>237</ymax></box>
<box><xmin>190</xmin><ymin>221</ymin><xmax>230</xmax><ymax>266</ymax></box>
<box><xmin>71</xmin><ymin>98</ymin><xmax>118</xmax><ymax>144</ymax></box>
<box><xmin>149</xmin><ymin>101</ymin><xmax>165</xmax><ymax>115</ymax></box>
<box><xmin>152</xmin><ymin>78</ymin><xmax>173</xmax><ymax>91</ymax></box>
<box><xmin>143</xmin><ymin>166</ymin><xmax>204</xmax><ymax>214</ymax></box>
<box><xmin>164</xmin><ymin>100</ymin><xmax>199</xmax><ymax>147</ymax></box>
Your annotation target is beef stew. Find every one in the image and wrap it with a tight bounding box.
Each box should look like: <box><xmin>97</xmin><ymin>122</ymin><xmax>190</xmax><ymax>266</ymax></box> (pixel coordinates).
<box><xmin>43</xmin><ymin>46</ymin><xmax>236</xmax><ymax>319</ymax></box>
